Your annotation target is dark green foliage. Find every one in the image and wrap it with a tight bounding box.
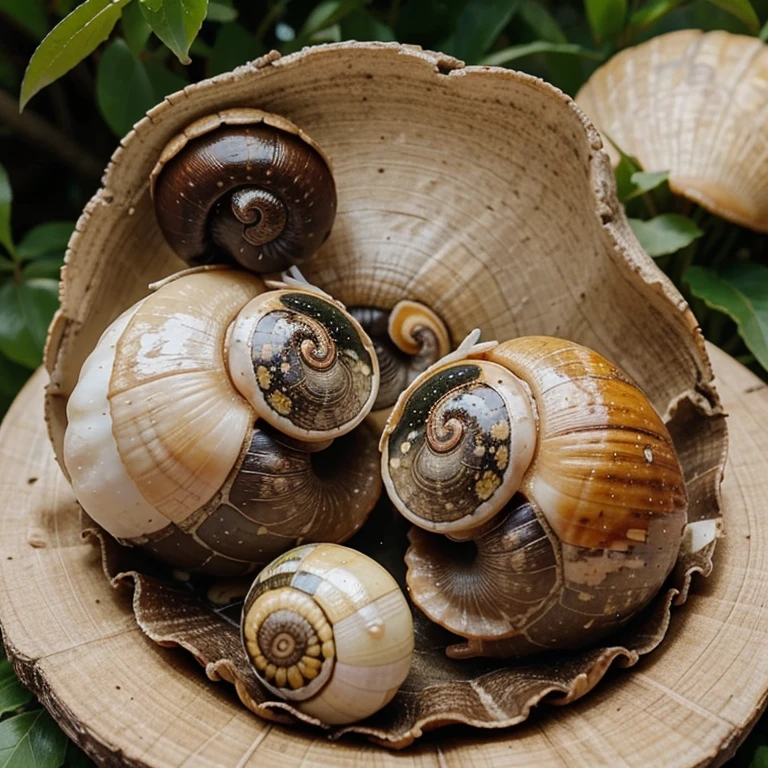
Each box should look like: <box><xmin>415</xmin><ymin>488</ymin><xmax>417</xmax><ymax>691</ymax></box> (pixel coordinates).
<box><xmin>0</xmin><ymin>0</ymin><xmax>766</xmax><ymax>763</ymax></box>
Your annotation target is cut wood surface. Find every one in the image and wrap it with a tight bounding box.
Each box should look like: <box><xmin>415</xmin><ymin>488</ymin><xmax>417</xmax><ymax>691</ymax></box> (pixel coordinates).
<box><xmin>0</xmin><ymin>343</ymin><xmax>765</xmax><ymax>766</ymax></box>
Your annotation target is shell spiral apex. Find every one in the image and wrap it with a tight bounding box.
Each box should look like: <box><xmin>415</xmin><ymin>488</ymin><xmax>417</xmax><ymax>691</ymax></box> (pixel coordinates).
<box><xmin>151</xmin><ymin>109</ymin><xmax>337</xmax><ymax>272</ymax></box>
<box><xmin>242</xmin><ymin>543</ymin><xmax>414</xmax><ymax>725</ymax></box>
<box><xmin>382</xmin><ymin>336</ymin><xmax>688</xmax><ymax>658</ymax></box>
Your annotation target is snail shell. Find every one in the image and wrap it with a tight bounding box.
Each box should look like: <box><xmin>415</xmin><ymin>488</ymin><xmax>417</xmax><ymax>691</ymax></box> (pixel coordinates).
<box><xmin>576</xmin><ymin>30</ymin><xmax>768</xmax><ymax>231</ymax></box>
<box><xmin>381</xmin><ymin>335</ymin><xmax>688</xmax><ymax>657</ymax></box>
<box><xmin>151</xmin><ymin>109</ymin><xmax>337</xmax><ymax>271</ymax></box>
<box><xmin>64</xmin><ymin>269</ymin><xmax>380</xmax><ymax>575</ymax></box>
<box><xmin>241</xmin><ymin>543</ymin><xmax>413</xmax><ymax>725</ymax></box>
<box><xmin>350</xmin><ymin>300</ymin><xmax>451</xmax><ymax>411</ymax></box>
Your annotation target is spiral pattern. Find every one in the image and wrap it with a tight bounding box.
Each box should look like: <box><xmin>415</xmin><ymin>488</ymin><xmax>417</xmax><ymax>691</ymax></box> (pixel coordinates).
<box><xmin>382</xmin><ymin>360</ymin><xmax>537</xmax><ymax>534</ymax></box>
<box><xmin>228</xmin><ymin>290</ymin><xmax>379</xmax><ymax>440</ymax></box>
<box><xmin>152</xmin><ymin>118</ymin><xmax>336</xmax><ymax>273</ymax></box>
<box><xmin>243</xmin><ymin>588</ymin><xmax>335</xmax><ymax>698</ymax></box>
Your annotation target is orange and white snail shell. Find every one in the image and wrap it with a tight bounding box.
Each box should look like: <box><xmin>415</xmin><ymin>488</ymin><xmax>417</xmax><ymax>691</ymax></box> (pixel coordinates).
<box><xmin>381</xmin><ymin>334</ymin><xmax>688</xmax><ymax>658</ymax></box>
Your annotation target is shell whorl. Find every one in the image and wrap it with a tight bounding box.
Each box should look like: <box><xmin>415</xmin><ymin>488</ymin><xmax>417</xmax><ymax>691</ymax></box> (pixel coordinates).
<box><xmin>151</xmin><ymin>109</ymin><xmax>337</xmax><ymax>272</ymax></box>
<box><xmin>243</xmin><ymin>588</ymin><xmax>335</xmax><ymax>700</ymax></box>
<box><xmin>241</xmin><ymin>543</ymin><xmax>414</xmax><ymax>724</ymax></box>
<box><xmin>228</xmin><ymin>289</ymin><xmax>379</xmax><ymax>440</ymax></box>
<box><xmin>350</xmin><ymin>301</ymin><xmax>451</xmax><ymax>410</ymax></box>
<box><xmin>381</xmin><ymin>357</ymin><xmax>537</xmax><ymax>536</ymax></box>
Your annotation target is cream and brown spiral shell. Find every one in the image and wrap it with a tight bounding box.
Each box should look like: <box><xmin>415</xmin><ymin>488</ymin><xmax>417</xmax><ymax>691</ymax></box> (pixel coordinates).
<box><xmin>242</xmin><ymin>543</ymin><xmax>413</xmax><ymax>724</ymax></box>
<box><xmin>382</xmin><ymin>335</ymin><xmax>688</xmax><ymax>657</ymax></box>
<box><xmin>63</xmin><ymin>270</ymin><xmax>381</xmax><ymax>576</ymax></box>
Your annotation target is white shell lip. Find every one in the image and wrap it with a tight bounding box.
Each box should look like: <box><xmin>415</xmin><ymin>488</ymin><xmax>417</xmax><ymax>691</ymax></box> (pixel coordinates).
<box><xmin>381</xmin><ymin>359</ymin><xmax>537</xmax><ymax>535</ymax></box>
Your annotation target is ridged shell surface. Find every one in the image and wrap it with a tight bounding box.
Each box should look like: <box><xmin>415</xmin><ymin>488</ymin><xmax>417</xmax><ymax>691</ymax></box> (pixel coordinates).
<box><xmin>576</xmin><ymin>30</ymin><xmax>768</xmax><ymax>231</ymax></box>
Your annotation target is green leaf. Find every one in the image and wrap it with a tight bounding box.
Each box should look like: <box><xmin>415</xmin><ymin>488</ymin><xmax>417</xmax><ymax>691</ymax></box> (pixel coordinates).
<box><xmin>17</xmin><ymin>221</ymin><xmax>74</xmax><ymax>261</ymax></box>
<box><xmin>0</xmin><ymin>279</ymin><xmax>60</xmax><ymax>369</ymax></box>
<box><xmin>584</xmin><ymin>0</ymin><xmax>627</xmax><ymax>42</ymax></box>
<box><xmin>0</xmin><ymin>709</ymin><xmax>68</xmax><ymax>768</ymax></box>
<box><xmin>610</xmin><ymin>141</ymin><xmax>642</xmax><ymax>201</ymax></box>
<box><xmin>448</xmin><ymin>0</ymin><xmax>521</xmax><ymax>63</ymax></box>
<box><xmin>122</xmin><ymin>1</ymin><xmax>152</xmax><ymax>54</ymax></box>
<box><xmin>0</xmin><ymin>0</ymin><xmax>48</xmax><ymax>39</ymax></box>
<box><xmin>628</xmin><ymin>214</ymin><xmax>703</xmax><ymax>257</ymax></box>
<box><xmin>206</xmin><ymin>0</ymin><xmax>237</xmax><ymax>22</ymax></box>
<box><xmin>685</xmin><ymin>263</ymin><xmax>768</xmax><ymax>373</ymax></box>
<box><xmin>208</xmin><ymin>22</ymin><xmax>264</xmax><ymax>76</ymax></box>
<box><xmin>630</xmin><ymin>0</ymin><xmax>683</xmax><ymax>30</ymax></box>
<box><xmin>0</xmin><ymin>161</ymin><xmax>13</xmax><ymax>258</ymax></box>
<box><xmin>145</xmin><ymin>60</ymin><xmax>188</xmax><ymax>100</ymax></box>
<box><xmin>481</xmin><ymin>41</ymin><xmax>603</xmax><ymax>66</ymax></box>
<box><xmin>96</xmin><ymin>38</ymin><xmax>156</xmax><ymax>137</ymax></box>
<box><xmin>753</xmin><ymin>745</ymin><xmax>768</xmax><ymax>768</ymax></box>
<box><xmin>703</xmin><ymin>0</ymin><xmax>759</xmax><ymax>32</ymax></box>
<box><xmin>760</xmin><ymin>17</ymin><xmax>768</xmax><ymax>40</ymax></box>
<box><xmin>622</xmin><ymin>170</ymin><xmax>669</xmax><ymax>200</ymax></box>
<box><xmin>519</xmin><ymin>0</ymin><xmax>566</xmax><ymax>42</ymax></box>
<box><xmin>139</xmin><ymin>0</ymin><xmax>208</xmax><ymax>64</ymax></box>
<box><xmin>20</xmin><ymin>0</ymin><xmax>132</xmax><ymax>110</ymax></box>
<box><xmin>22</xmin><ymin>257</ymin><xmax>65</xmax><ymax>280</ymax></box>
<box><xmin>298</xmin><ymin>0</ymin><xmax>367</xmax><ymax>39</ymax></box>
<box><xmin>0</xmin><ymin>661</ymin><xmax>33</xmax><ymax>716</ymax></box>
<box><xmin>340</xmin><ymin>9</ymin><xmax>396</xmax><ymax>41</ymax></box>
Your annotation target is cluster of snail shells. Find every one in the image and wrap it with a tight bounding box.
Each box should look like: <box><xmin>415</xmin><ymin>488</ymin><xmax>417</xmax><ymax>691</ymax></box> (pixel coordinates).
<box><xmin>62</xmin><ymin>105</ymin><xmax>690</xmax><ymax>723</ymax></box>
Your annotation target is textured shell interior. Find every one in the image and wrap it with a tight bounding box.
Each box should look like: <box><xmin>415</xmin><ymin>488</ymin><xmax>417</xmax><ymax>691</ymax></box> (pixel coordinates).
<box><xmin>45</xmin><ymin>43</ymin><xmax>727</xmax><ymax>746</ymax></box>
<box><xmin>576</xmin><ymin>29</ymin><xmax>768</xmax><ymax>231</ymax></box>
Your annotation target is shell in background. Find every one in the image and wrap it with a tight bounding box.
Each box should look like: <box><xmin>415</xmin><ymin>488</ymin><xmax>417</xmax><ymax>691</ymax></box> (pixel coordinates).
<box><xmin>44</xmin><ymin>43</ymin><xmax>727</xmax><ymax>745</ymax></box>
<box><xmin>576</xmin><ymin>30</ymin><xmax>768</xmax><ymax>232</ymax></box>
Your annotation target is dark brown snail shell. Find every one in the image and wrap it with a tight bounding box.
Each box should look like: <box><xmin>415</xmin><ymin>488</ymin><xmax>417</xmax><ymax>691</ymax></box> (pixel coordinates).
<box><xmin>151</xmin><ymin>109</ymin><xmax>337</xmax><ymax>273</ymax></box>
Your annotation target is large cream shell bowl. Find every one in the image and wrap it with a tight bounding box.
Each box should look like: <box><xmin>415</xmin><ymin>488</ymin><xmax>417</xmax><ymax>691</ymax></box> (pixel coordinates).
<box><xmin>3</xmin><ymin>41</ymin><xmax>744</xmax><ymax>762</ymax></box>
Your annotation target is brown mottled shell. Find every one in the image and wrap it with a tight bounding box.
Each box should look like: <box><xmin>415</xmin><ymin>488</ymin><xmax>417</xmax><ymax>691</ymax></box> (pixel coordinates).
<box><xmin>44</xmin><ymin>43</ymin><xmax>726</xmax><ymax>746</ymax></box>
<box><xmin>576</xmin><ymin>30</ymin><xmax>768</xmax><ymax>231</ymax></box>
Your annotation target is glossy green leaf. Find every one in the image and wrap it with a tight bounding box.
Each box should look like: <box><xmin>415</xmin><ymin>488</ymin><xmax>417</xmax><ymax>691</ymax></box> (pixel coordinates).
<box><xmin>17</xmin><ymin>221</ymin><xmax>74</xmax><ymax>261</ymax></box>
<box><xmin>96</xmin><ymin>38</ymin><xmax>156</xmax><ymax>137</ymax></box>
<box><xmin>448</xmin><ymin>0</ymin><xmax>521</xmax><ymax>63</ymax></box>
<box><xmin>139</xmin><ymin>0</ymin><xmax>208</xmax><ymax>64</ymax></box>
<box><xmin>482</xmin><ymin>41</ymin><xmax>602</xmax><ymax>66</ymax></box>
<box><xmin>0</xmin><ymin>0</ymin><xmax>48</xmax><ymax>39</ymax></box>
<box><xmin>298</xmin><ymin>0</ymin><xmax>367</xmax><ymax>38</ymax></box>
<box><xmin>0</xmin><ymin>661</ymin><xmax>33</xmax><ymax>716</ymax></box>
<box><xmin>340</xmin><ymin>9</ymin><xmax>396</xmax><ymax>41</ymax></box>
<box><xmin>519</xmin><ymin>0</ymin><xmax>566</xmax><ymax>41</ymax></box>
<box><xmin>703</xmin><ymin>0</ymin><xmax>758</xmax><ymax>32</ymax></box>
<box><xmin>206</xmin><ymin>0</ymin><xmax>237</xmax><ymax>22</ymax></box>
<box><xmin>0</xmin><ymin>709</ymin><xmax>68</xmax><ymax>768</ymax></box>
<box><xmin>20</xmin><ymin>0</ymin><xmax>132</xmax><ymax>110</ymax></box>
<box><xmin>122</xmin><ymin>1</ymin><xmax>152</xmax><ymax>54</ymax></box>
<box><xmin>630</xmin><ymin>0</ymin><xmax>683</xmax><ymax>29</ymax></box>
<box><xmin>610</xmin><ymin>142</ymin><xmax>642</xmax><ymax>201</ymax></box>
<box><xmin>208</xmin><ymin>22</ymin><xmax>264</xmax><ymax>76</ymax></box>
<box><xmin>760</xmin><ymin>17</ymin><xmax>768</xmax><ymax>40</ymax></box>
<box><xmin>628</xmin><ymin>214</ymin><xmax>703</xmax><ymax>257</ymax></box>
<box><xmin>0</xmin><ymin>162</ymin><xmax>13</xmax><ymax>258</ymax></box>
<box><xmin>22</xmin><ymin>257</ymin><xmax>65</xmax><ymax>280</ymax></box>
<box><xmin>0</xmin><ymin>279</ymin><xmax>60</xmax><ymax>369</ymax></box>
<box><xmin>584</xmin><ymin>0</ymin><xmax>627</xmax><ymax>42</ymax></box>
<box><xmin>622</xmin><ymin>170</ymin><xmax>669</xmax><ymax>200</ymax></box>
<box><xmin>685</xmin><ymin>263</ymin><xmax>768</xmax><ymax>373</ymax></box>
